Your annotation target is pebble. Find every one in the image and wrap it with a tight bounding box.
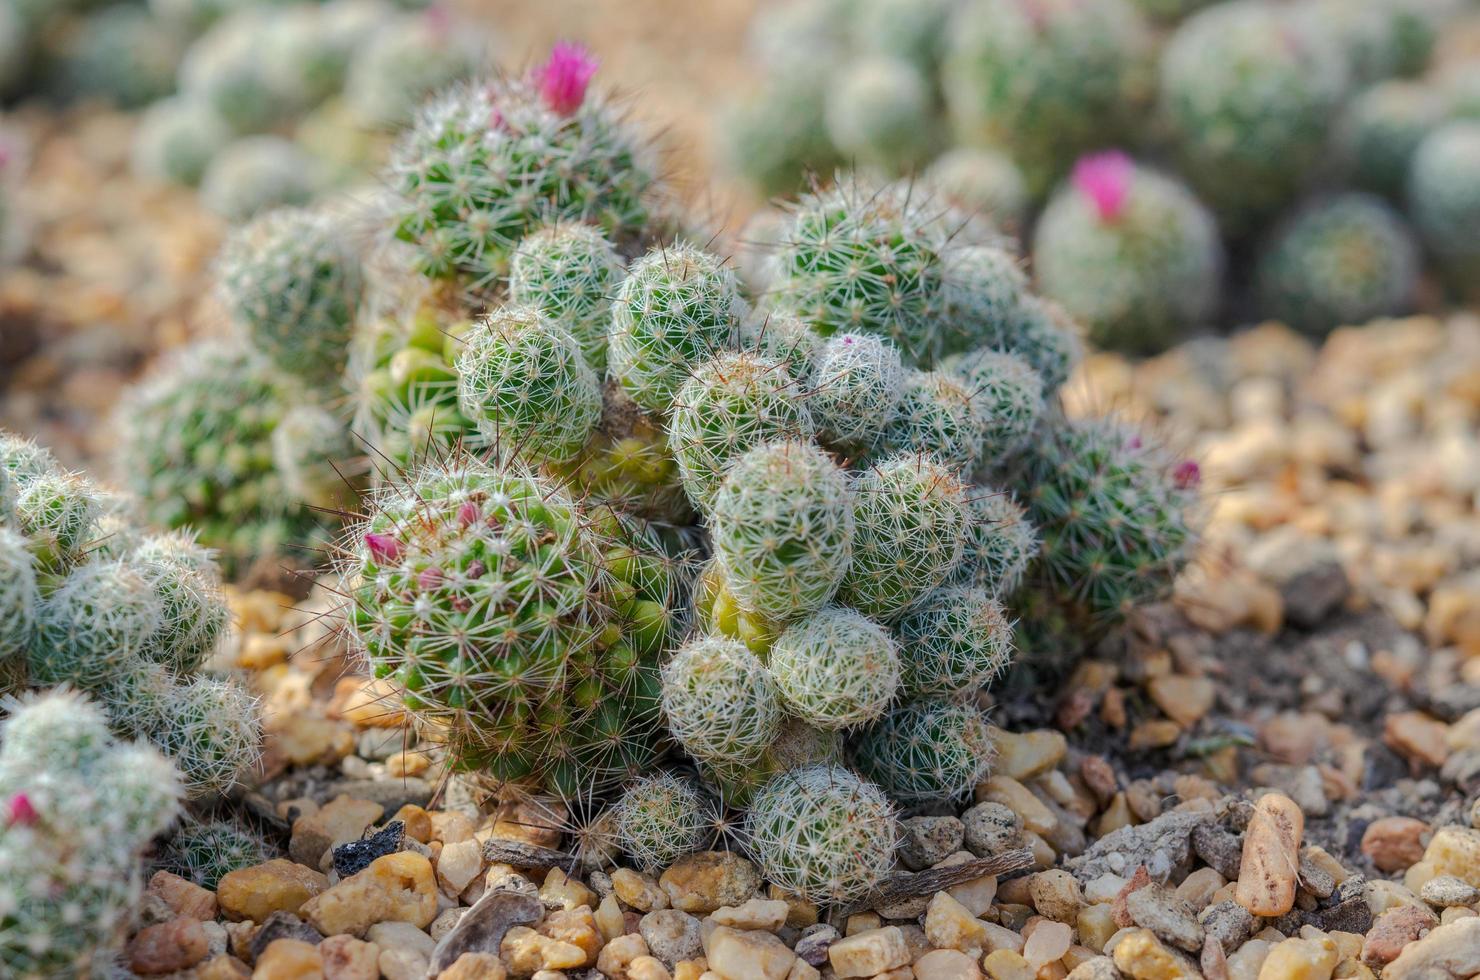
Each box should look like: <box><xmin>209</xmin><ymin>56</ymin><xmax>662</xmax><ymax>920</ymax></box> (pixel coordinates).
<box><xmin>437</xmin><ymin>838</ymin><xmax>487</xmax><ymax>896</ymax></box>
<box><xmin>709</xmin><ymin>899</ymin><xmax>788</xmax><ymax>932</ymax></box>
<box><xmin>913</xmin><ymin>948</ymin><xmax>982</xmax><ymax>980</ymax></box>
<box><xmin>253</xmin><ymin>938</ymin><xmax>323</xmax><ymax>979</ymax></box>
<box><xmin>976</xmin><ymin>777</ymin><xmax>1057</xmax><ymax>837</ymax></box>
<box><xmin>961</xmin><ymin>802</ymin><xmax>1024</xmax><ymax>857</ymax></box>
<box><xmin>147</xmin><ymin>871</ymin><xmax>218</xmax><ymax>923</ymax></box>
<box><xmin>990</xmin><ymin>728</ymin><xmax>1067</xmax><ymax>781</ymax></box>
<box><xmin>641</xmin><ymin>909</ymin><xmax>704</xmax><ymax>966</ymax></box>
<box><xmin>219</xmin><ymin>860</ymin><xmax>330</xmax><ymax>923</ymax></box>
<box><xmin>1419</xmin><ymin>874</ymin><xmax>1479</xmax><ymax>907</ymax></box>
<box><xmin>981</xmin><ymin>949</ymin><xmax>1035</xmax><ymax>980</ymax></box>
<box><xmin>1022</xmin><ymin>920</ymin><xmax>1071</xmax><ymax>967</ymax></box>
<box><xmin>924</xmin><ymin>891</ymin><xmax>988</xmax><ymax>955</ymax></box>
<box><xmin>249</xmin><ymin>913</ymin><xmax>324</xmax><ymax>963</ymax></box>
<box><xmin>436</xmin><ymin>952</ymin><xmax>507</xmax><ymax>980</ymax></box>
<box><xmin>127</xmin><ymin>916</ymin><xmax>212</xmax><ymax>975</ymax></box>
<box><xmin>428</xmin><ymin>891</ymin><xmax>542</xmax><ymax>975</ymax></box>
<box><xmin>1065</xmin><ymin>956</ymin><xmax>1120</xmax><ymax>980</ymax></box>
<box><xmin>1199</xmin><ymin>901</ymin><xmax>1256</xmax><ymax>954</ymax></box>
<box><xmin>1069</xmin><ymin>811</ymin><xmax>1208</xmax><ymax>883</ymax></box>
<box><xmin>615</xmin><ymin>869</ymin><xmax>672</xmax><ymax>912</ymax></box>
<box><xmin>1029</xmin><ymin>870</ymin><xmax>1085</xmax><ymax>923</ymax></box>
<box><xmin>660</xmin><ymin>853</ymin><xmax>762</xmax><ymax>914</ymax></box>
<box><xmin>1125</xmin><ymin>884</ymin><xmax>1204</xmax><ymax>953</ymax></box>
<box><xmin>1359</xmin><ymin>817</ymin><xmax>1429</xmax><ymax>873</ymax></box>
<box><xmin>1421</xmin><ymin>825</ymin><xmax>1480</xmax><ymax>887</ymax></box>
<box><xmin>1236</xmin><ymin>794</ymin><xmax>1304</xmax><ymax>916</ymax></box>
<box><xmin>300</xmin><ymin>852</ymin><xmax>438</xmax><ymax>937</ymax></box>
<box><xmin>702</xmin><ymin>926</ymin><xmax>795</xmax><ymax>980</ymax></box>
<box><xmin>1383</xmin><ymin>713</ymin><xmax>1451</xmax><ymax>769</ymax></box>
<box><xmin>1147</xmin><ymin>676</ymin><xmax>1216</xmax><ymax>728</ymax></box>
<box><xmin>1361</xmin><ymin>905</ymin><xmax>1438</xmax><ymax>967</ymax></box>
<box><xmin>901</xmin><ymin>816</ymin><xmax>967</xmax><ymax>870</ymax></box>
<box><xmin>290</xmin><ymin>796</ymin><xmax>384</xmax><ymax>868</ymax></box>
<box><xmin>317</xmin><ymin>935</ymin><xmax>379</xmax><ymax>980</ymax></box>
<box><xmin>598</xmin><ymin>932</ymin><xmax>653</xmax><ymax>980</ymax></box>
<box><xmin>1258</xmin><ymin>934</ymin><xmax>1339</xmax><ymax>980</ymax></box>
<box><xmin>1381</xmin><ymin>916</ymin><xmax>1480</xmax><ymax>979</ymax></box>
<box><xmin>1111</xmin><ymin>928</ymin><xmax>1199</xmax><ymax>980</ymax></box>
<box><xmin>827</xmin><ymin>926</ymin><xmax>910</xmax><ymax>979</ymax></box>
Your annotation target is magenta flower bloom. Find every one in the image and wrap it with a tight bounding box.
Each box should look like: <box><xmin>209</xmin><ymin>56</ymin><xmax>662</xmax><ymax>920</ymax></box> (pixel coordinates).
<box><xmin>1072</xmin><ymin>150</ymin><xmax>1135</xmax><ymax>223</ymax></box>
<box><xmin>364</xmin><ymin>532</ymin><xmax>403</xmax><ymax>564</ymax></box>
<box><xmin>535</xmin><ymin>41</ymin><xmax>598</xmax><ymax>116</ymax></box>
<box><xmin>1174</xmin><ymin>459</ymin><xmax>1202</xmax><ymax>490</ymax></box>
<box><xmin>6</xmin><ymin>792</ymin><xmax>38</xmax><ymax>827</ymax></box>
<box><xmin>417</xmin><ymin>567</ymin><xmax>444</xmax><ymax>590</ymax></box>
<box><xmin>457</xmin><ymin>501</ymin><xmax>481</xmax><ymax>527</ymax></box>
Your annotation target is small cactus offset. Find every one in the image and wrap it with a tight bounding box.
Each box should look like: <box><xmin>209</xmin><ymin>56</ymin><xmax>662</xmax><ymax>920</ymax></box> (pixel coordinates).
<box><xmin>389</xmin><ymin>45</ymin><xmax>654</xmax><ymax>293</ymax></box>
<box><xmin>611</xmin><ymin>771</ymin><xmax>714</xmax><ymax>874</ymax></box>
<box><xmin>824</xmin><ymin>56</ymin><xmax>938</xmax><ymax>173</ymax></box>
<box><xmin>0</xmin><ymin>529</ymin><xmax>38</xmax><ymax>661</ymax></box>
<box><xmin>853</xmin><ymin>697</ymin><xmax>996</xmax><ymax>805</ymax></box>
<box><xmin>0</xmin><ymin>691</ymin><xmax>183</xmax><ymax>977</ymax></box>
<box><xmin>808</xmin><ymin>333</ymin><xmax>906</xmax><ymax>457</ymax></box>
<box><xmin>1408</xmin><ymin>121</ymin><xmax>1480</xmax><ymax>294</ymax></box>
<box><xmin>1337</xmin><ymin>81</ymin><xmax>1447</xmax><ymax>200</ymax></box>
<box><xmin>155</xmin><ymin>815</ymin><xmax>276</xmax><ymax>890</ymax></box>
<box><xmin>660</xmin><ymin>635</ymin><xmax>782</xmax><ymax>768</ymax></box>
<box><xmin>455</xmin><ymin>304</ymin><xmax>604</xmax><ymax>465</ymax></box>
<box><xmin>945</xmin><ymin>349</ymin><xmax>1044</xmax><ymax>464</ymax></box>
<box><xmin>1255</xmin><ymin>193</ymin><xmax>1420</xmax><ymax>337</ymax></box>
<box><xmin>608</xmin><ymin>242</ymin><xmax>746</xmax><ymax>417</ymax></box>
<box><xmin>217</xmin><ymin>205</ymin><xmax>365</xmax><ymax>384</ymax></box>
<box><xmin>742</xmin><ymin>764</ymin><xmax>897</xmax><ymax>903</ymax></box>
<box><xmin>876</xmin><ymin>369</ymin><xmax>992</xmax><ymax>473</ymax></box>
<box><xmin>951</xmin><ymin>489</ymin><xmax>1041</xmax><ymax>598</ymax></box>
<box><xmin>509</xmin><ymin>221</ymin><xmax>627</xmax><ymax>372</ymax></box>
<box><xmin>893</xmin><ymin>584</ymin><xmax>1015</xmax><ymax>698</ymax></box>
<box><xmin>768</xmin><ymin>606</ymin><xmax>900</xmax><ymax>730</ymax></box>
<box><xmin>1033</xmin><ymin>151</ymin><xmax>1224</xmax><ymax>353</ymax></box>
<box><xmin>709</xmin><ymin>440</ymin><xmax>853</xmax><ymax>624</ymax></box>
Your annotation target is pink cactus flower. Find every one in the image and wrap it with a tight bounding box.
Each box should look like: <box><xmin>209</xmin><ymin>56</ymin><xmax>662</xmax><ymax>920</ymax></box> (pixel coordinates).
<box><xmin>457</xmin><ymin>501</ymin><xmax>481</xmax><ymax>527</ymax></box>
<box><xmin>6</xmin><ymin>792</ymin><xmax>38</xmax><ymax>827</ymax></box>
<box><xmin>534</xmin><ymin>41</ymin><xmax>598</xmax><ymax>116</ymax></box>
<box><xmin>417</xmin><ymin>567</ymin><xmax>444</xmax><ymax>589</ymax></box>
<box><xmin>364</xmin><ymin>532</ymin><xmax>403</xmax><ymax>564</ymax></box>
<box><xmin>1072</xmin><ymin>150</ymin><xmax>1135</xmax><ymax>223</ymax></box>
<box><xmin>1174</xmin><ymin>459</ymin><xmax>1202</xmax><ymax>490</ymax></box>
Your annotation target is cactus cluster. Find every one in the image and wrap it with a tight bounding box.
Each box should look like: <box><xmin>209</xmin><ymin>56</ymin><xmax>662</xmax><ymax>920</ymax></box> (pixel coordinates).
<box><xmin>611</xmin><ymin>771</ymin><xmax>715</xmax><ymax>874</ymax></box>
<box><xmin>0</xmin><ymin>692</ymin><xmax>182</xmax><ymax>977</ymax></box>
<box><xmin>3</xmin><ymin>431</ymin><xmax>262</xmax><ymax>800</ymax></box>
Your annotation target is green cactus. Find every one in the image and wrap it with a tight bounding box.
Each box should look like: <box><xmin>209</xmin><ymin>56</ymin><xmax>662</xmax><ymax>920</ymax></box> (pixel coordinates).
<box><xmin>0</xmin><ymin>691</ymin><xmax>182</xmax><ymax>978</ymax></box>
<box><xmin>1158</xmin><ymin>1</ymin><xmax>1351</xmax><ymax>230</ymax></box>
<box><xmin>156</xmin><ymin>815</ymin><xmax>275</xmax><ymax>889</ymax></box>
<box><xmin>809</xmin><ymin>333</ymin><xmax>906</xmax><ymax>457</ymax></box>
<box><xmin>13</xmin><ymin>468</ymin><xmax>103</xmax><ymax>574</ymax></box>
<box><xmin>200</xmin><ymin>135</ymin><xmax>319</xmax><ymax>221</ymax></box>
<box><xmin>660</xmin><ymin>635</ymin><xmax>781</xmax><ymax>767</ymax></box>
<box><xmin>455</xmin><ymin>305</ymin><xmax>603</xmax><ymax>465</ymax></box>
<box><xmin>710</xmin><ymin>440</ymin><xmax>853</xmax><ymax>624</ymax></box>
<box><xmin>1127</xmin><ymin>0</ymin><xmax>1215</xmax><ymax>23</ymax></box>
<box><xmin>876</xmin><ymin>369</ymin><xmax>991</xmax><ymax>473</ymax></box>
<box><xmin>769</xmin><ymin>606</ymin><xmax>900</xmax><ymax>730</ymax></box>
<box><xmin>950</xmin><ymin>489</ymin><xmax>1040</xmax><ymax>597</ymax></box>
<box><xmin>271</xmin><ymin>403</ymin><xmax>362</xmax><ymax>511</ymax></box>
<box><xmin>1336</xmin><ymin>81</ymin><xmax>1447</xmax><ymax>201</ymax></box>
<box><xmin>343</xmin><ymin>7</ymin><xmax>485</xmax><ymax>129</ymax></box>
<box><xmin>925</xmin><ymin>148</ymin><xmax>1029</xmax><ymax>238</ymax></box>
<box><xmin>131</xmin><ymin>96</ymin><xmax>232</xmax><ymax>187</ymax></box>
<box><xmin>667</xmin><ymin>352</ymin><xmax>813</xmax><ymax>509</ymax></box>
<box><xmin>1255</xmin><ymin>193</ymin><xmax>1419</xmax><ymax>337</ymax></box>
<box><xmin>742</xmin><ymin>764</ymin><xmax>897</xmax><ymax>903</ymax></box>
<box><xmin>766</xmin><ymin>719</ymin><xmax>845</xmax><ymax>770</ymax></box>
<box><xmin>824</xmin><ymin>55</ymin><xmax>937</xmax><ymax>174</ymax></box>
<box><xmin>946</xmin><ymin>349</ymin><xmax>1044</xmax><ymax>465</ymax></box>
<box><xmin>612</xmin><ymin>771</ymin><xmax>714</xmax><ymax>874</ymax></box>
<box><xmin>719</xmin><ymin>55</ymin><xmax>838</xmax><ymax>196</ymax></box>
<box><xmin>837</xmin><ymin>453</ymin><xmax>968</xmax><ymax>621</ymax></box>
<box><xmin>941</xmin><ymin>0</ymin><xmax>1154</xmax><ymax>199</ymax></box>
<box><xmin>217</xmin><ymin>205</ymin><xmax>364</xmax><ymax>384</ymax></box>
<box><xmin>510</xmin><ymin>221</ymin><xmax>626</xmax><ymax>373</ymax></box>
<box><xmin>1032</xmin><ymin>152</ymin><xmax>1224</xmax><ymax>353</ymax></box>
<box><xmin>773</xmin><ymin>175</ymin><xmax>952</xmax><ymax>366</ymax></box>
<box><xmin>345</xmin><ymin>455</ymin><xmax>671</xmax><ymax>798</ymax></box>
<box><xmin>893</xmin><ymin>585</ymin><xmax>1014</xmax><ymax>698</ymax></box>
<box><xmin>0</xmin><ymin>528</ymin><xmax>37</xmax><ymax>661</ymax></box>
<box><xmin>57</xmin><ymin>4</ymin><xmax>186</xmax><ymax>109</ymax></box>
<box><xmin>738</xmin><ymin>310</ymin><xmax>822</xmax><ymax>389</ymax></box>
<box><xmin>853</xmin><ymin>697</ymin><xmax>996</xmax><ymax>805</ymax></box>
<box><xmin>29</xmin><ymin>559</ymin><xmax>163</xmax><ymax>689</ymax></box>
<box><xmin>132</xmin><ymin>531</ymin><xmax>231</xmax><ymax>675</ymax></box>
<box><xmin>389</xmin><ymin>47</ymin><xmax>653</xmax><ymax>294</ymax></box>
<box><xmin>154</xmin><ymin>676</ymin><xmax>263</xmax><ymax>799</ymax></box>
<box><xmin>1408</xmin><ymin>121</ymin><xmax>1480</xmax><ymax>293</ymax></box>
<box><xmin>177</xmin><ymin>8</ymin><xmax>291</xmax><ymax>133</ymax></box>
<box><xmin>608</xmin><ymin>242</ymin><xmax>746</xmax><ymax>416</ymax></box>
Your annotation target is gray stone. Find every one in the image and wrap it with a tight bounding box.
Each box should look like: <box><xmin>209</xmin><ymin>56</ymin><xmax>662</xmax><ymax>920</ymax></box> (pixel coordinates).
<box><xmin>1420</xmin><ymin>874</ymin><xmax>1480</xmax><ymax>908</ymax></box>
<box><xmin>900</xmin><ymin>816</ymin><xmax>965</xmax><ymax>871</ymax></box>
<box><xmin>1197</xmin><ymin>901</ymin><xmax>1254</xmax><ymax>955</ymax></box>
<box><xmin>961</xmin><ymin>802</ymin><xmax>1022</xmax><ymax>857</ymax></box>
<box><xmin>1190</xmin><ymin>823</ymin><xmax>1243</xmax><ymax>881</ymax></box>
<box><xmin>639</xmin><ymin>909</ymin><xmax>703</xmax><ymax>966</ymax></box>
<box><xmin>319</xmin><ymin>778</ymin><xmax>432</xmax><ymax>812</ymax></box>
<box><xmin>1383</xmin><ymin>917</ymin><xmax>1480</xmax><ymax>979</ymax></box>
<box><xmin>1067</xmin><ymin>810</ymin><xmax>1210</xmax><ymax>883</ymax></box>
<box><xmin>248</xmin><ymin>912</ymin><xmax>322</xmax><ymax>963</ymax></box>
<box><xmin>794</xmin><ymin>924</ymin><xmax>840</xmax><ymax>967</ymax></box>
<box><xmin>1065</xmin><ymin>956</ymin><xmax>1120</xmax><ymax>980</ymax></box>
<box><xmin>1125</xmin><ymin>884</ymin><xmax>1203</xmax><ymax>953</ymax></box>
<box><xmin>426</xmin><ymin>889</ymin><xmax>542</xmax><ymax>975</ymax></box>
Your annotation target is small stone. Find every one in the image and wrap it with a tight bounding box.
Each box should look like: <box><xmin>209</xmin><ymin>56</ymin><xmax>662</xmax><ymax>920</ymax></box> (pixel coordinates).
<box><xmin>961</xmin><ymin>802</ymin><xmax>1023</xmax><ymax>857</ymax></box>
<box><xmin>709</xmin><ymin>899</ymin><xmax>788</xmax><ymax>932</ymax></box>
<box><xmin>1174</xmin><ymin>868</ymin><xmax>1226</xmax><ymax>912</ymax></box>
<box><xmin>924</xmin><ymin>891</ymin><xmax>988</xmax><ymax>955</ymax></box>
<box><xmin>976</xmin><ymin>777</ymin><xmax>1057</xmax><ymax>837</ymax></box>
<box><xmin>1381</xmin><ymin>917</ymin><xmax>1480</xmax><ymax>979</ymax></box>
<box><xmin>596</xmin><ymin>893</ymin><xmax>626</xmax><ymax>944</ymax></box>
<box><xmin>1192</xmin><ymin>824</ymin><xmax>1245</xmax><ymax>881</ymax></box>
<box><xmin>615</xmin><ymin>868</ymin><xmax>671</xmax><ymax>912</ymax></box>
<box><xmin>219</xmin><ymin>860</ymin><xmax>329</xmax><ymax>923</ymax></box>
<box><xmin>393</xmin><ymin>804</ymin><xmax>434</xmax><ymax>844</ymax></box>
<box><xmin>1148</xmin><ymin>676</ymin><xmax>1216</xmax><ymax>728</ymax></box>
<box><xmin>437</xmin><ymin>952</ymin><xmax>508</xmax><ymax>980</ymax></box>
<box><xmin>901</xmin><ymin>816</ymin><xmax>966</xmax><ymax>870</ymax></box>
<box><xmin>291</xmin><ymin>796</ymin><xmax>384</xmax><ymax>868</ymax></box>
<box><xmin>379</xmin><ymin>944</ymin><xmax>431</xmax><ymax>980</ymax></box>
<box><xmin>793</xmin><ymin>925</ymin><xmax>838</xmax><ymax>967</ymax></box>
<box><xmin>1022</xmin><ymin>920</ymin><xmax>1072</xmax><ymax>967</ymax></box>
<box><xmin>300</xmin><ymin>852</ymin><xmax>437</xmax><ymax>938</ymax></box>
<box><xmin>982</xmin><ymin>921</ymin><xmax>1026</xmax><ymax>954</ymax></box>
<box><xmin>1199</xmin><ymin>901</ymin><xmax>1256</xmax><ymax>954</ymax></box>
<box><xmin>1420</xmin><ymin>874</ymin><xmax>1479</xmax><ymax>907</ymax></box>
<box><xmin>1235</xmin><ymin>793</ymin><xmax>1304</xmax><ymax>916</ymax></box>
<box><xmin>1030</xmin><ymin>870</ymin><xmax>1085</xmax><ymax>923</ymax></box>
<box><xmin>333</xmin><ymin>820</ymin><xmax>405</xmax><ymax>879</ymax></box>
<box><xmin>1111</xmin><ymin>929</ymin><xmax>1199</xmax><ymax>980</ymax></box>
<box><xmin>1126</xmin><ymin>884</ymin><xmax>1204</xmax><ymax>953</ymax></box>
<box><xmin>318</xmin><ymin>935</ymin><xmax>379</xmax><ymax>980</ymax></box>
<box><xmin>438</xmin><ymin>838</ymin><xmax>487</xmax><ymax>896</ymax></box>
<box><xmin>660</xmin><ymin>853</ymin><xmax>762</xmax><ymax>914</ymax></box>
<box><xmin>248</xmin><ymin>913</ymin><xmax>324</xmax><ymax>965</ymax></box>
<box><xmin>1078</xmin><ymin>904</ymin><xmax>1118</xmax><ymax>953</ymax></box>
<box><xmin>702</xmin><ymin>926</ymin><xmax>795</xmax><ymax>980</ymax></box>
<box><xmin>914</xmin><ymin>948</ymin><xmax>981</xmax><ymax>980</ymax></box>
<box><xmin>990</xmin><ymin>728</ymin><xmax>1068</xmax><ymax>781</ymax></box>
<box><xmin>642</xmin><ymin>909</ymin><xmax>704</xmax><ymax>966</ymax></box>
<box><xmin>1383</xmin><ymin>713</ymin><xmax>1451</xmax><ymax>769</ymax></box>
<box><xmin>1359</xmin><ymin>817</ymin><xmax>1428</xmax><ymax>874</ymax></box>
<box><xmin>432</xmin><ymin>908</ymin><xmax>470</xmax><ymax>943</ymax></box>
<box><xmin>1065</xmin><ymin>956</ymin><xmax>1120</xmax><ymax>980</ymax></box>
<box><xmin>368</xmin><ymin>921</ymin><xmax>435</xmax><ymax>958</ymax></box>
<box><xmin>1070</xmin><ymin>811</ymin><xmax>1210</xmax><ymax>884</ymax></box>
<box><xmin>1421</xmin><ymin>825</ymin><xmax>1480</xmax><ymax>887</ymax></box>
<box><xmin>540</xmin><ymin>868</ymin><xmax>597</xmax><ymax>912</ymax></box>
<box><xmin>1259</xmin><ymin>935</ymin><xmax>1339</xmax><ymax>980</ymax></box>
<box><xmin>147</xmin><ymin>870</ymin><xmax>218</xmax><ymax>923</ymax></box>
<box><xmin>502</xmin><ymin>926</ymin><xmax>587</xmax><ymax>974</ymax></box>
<box><xmin>428</xmin><ymin>890</ymin><xmax>543</xmax><ymax>976</ymax></box>
<box><xmin>1361</xmin><ymin>905</ymin><xmax>1439</xmax><ymax>967</ymax></box>
<box><xmin>630</xmin><ymin>955</ymin><xmax>674</xmax><ymax>980</ymax></box>
<box><xmin>599</xmin><ymin>933</ymin><xmax>654</xmax><ymax>980</ymax></box>
<box><xmin>198</xmin><ymin>955</ymin><xmax>252</xmax><ymax>979</ymax></box>
<box><xmin>827</xmin><ymin>926</ymin><xmax>910</xmax><ymax>978</ymax></box>
<box><xmin>253</xmin><ymin>939</ymin><xmax>323</xmax><ymax>979</ymax></box>
<box><xmin>127</xmin><ymin>917</ymin><xmax>212</xmax><ymax>975</ymax></box>
<box><xmin>981</xmin><ymin>949</ymin><xmax>1036</xmax><ymax>980</ymax></box>
<box><xmin>538</xmin><ymin>907</ymin><xmax>602</xmax><ymax>966</ymax></box>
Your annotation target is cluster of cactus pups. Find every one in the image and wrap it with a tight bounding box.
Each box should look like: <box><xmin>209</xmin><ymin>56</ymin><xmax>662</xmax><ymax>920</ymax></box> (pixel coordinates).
<box><xmin>101</xmin><ymin>43</ymin><xmax>1202</xmax><ymax>910</ymax></box>
<box><xmin>728</xmin><ymin>0</ymin><xmax>1478</xmax><ymax>348</ymax></box>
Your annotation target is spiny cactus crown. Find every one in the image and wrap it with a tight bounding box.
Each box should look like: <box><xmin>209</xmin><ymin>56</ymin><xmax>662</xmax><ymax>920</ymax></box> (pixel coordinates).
<box><xmin>837</xmin><ymin>453</ymin><xmax>968</xmax><ymax>621</ymax></box>
<box><xmin>611</xmin><ymin>770</ymin><xmax>714</xmax><ymax>874</ymax></box>
<box><xmin>854</xmin><ymin>697</ymin><xmax>996</xmax><ymax>805</ymax></box>
<box><xmin>30</xmin><ymin>559</ymin><xmax>164</xmax><ymax>689</ymax></box>
<box><xmin>948</xmin><ymin>348</ymin><xmax>1045</xmax><ymax>462</ymax></box>
<box><xmin>808</xmin><ymin>332</ymin><xmax>906</xmax><ymax>455</ymax></box>
<box><xmin>660</xmin><ymin>635</ymin><xmax>782</xmax><ymax>767</ymax></box>
<box><xmin>710</xmin><ymin>440</ymin><xmax>854</xmax><ymax>625</ymax></box>
<box><xmin>667</xmin><ymin>351</ymin><xmax>814</xmax><ymax>509</ymax></box>
<box><xmin>951</xmin><ymin>489</ymin><xmax>1040</xmax><ymax>598</ymax></box>
<box><xmin>893</xmin><ymin>584</ymin><xmax>1015</xmax><ymax>698</ymax></box>
<box><xmin>743</xmin><ymin>764</ymin><xmax>897</xmax><ymax>903</ymax></box>
<box><xmin>824</xmin><ymin>55</ymin><xmax>936</xmax><ymax>174</ymax></box>
<box><xmin>768</xmin><ymin>605</ymin><xmax>900</xmax><ymax>730</ymax></box>
<box><xmin>217</xmin><ymin>205</ymin><xmax>365</xmax><ymax>384</ymax></box>
<box><xmin>509</xmin><ymin>221</ymin><xmax>626</xmax><ymax>372</ymax></box>
<box><xmin>156</xmin><ymin>816</ymin><xmax>275</xmax><ymax>890</ymax></box>
<box><xmin>608</xmin><ymin>242</ymin><xmax>746</xmax><ymax>416</ymax></box>
<box><xmin>455</xmin><ymin>304</ymin><xmax>604</xmax><ymax>464</ymax></box>
<box><xmin>738</xmin><ymin>309</ymin><xmax>822</xmax><ymax>387</ymax></box>
<box><xmin>0</xmin><ymin>528</ymin><xmax>37</xmax><ymax>662</ymax></box>
<box><xmin>877</xmin><ymin>369</ymin><xmax>992</xmax><ymax>472</ymax></box>
<box><xmin>153</xmin><ymin>676</ymin><xmax>264</xmax><ymax>799</ymax></box>
<box><xmin>1408</xmin><ymin>121</ymin><xmax>1480</xmax><ymax>268</ymax></box>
